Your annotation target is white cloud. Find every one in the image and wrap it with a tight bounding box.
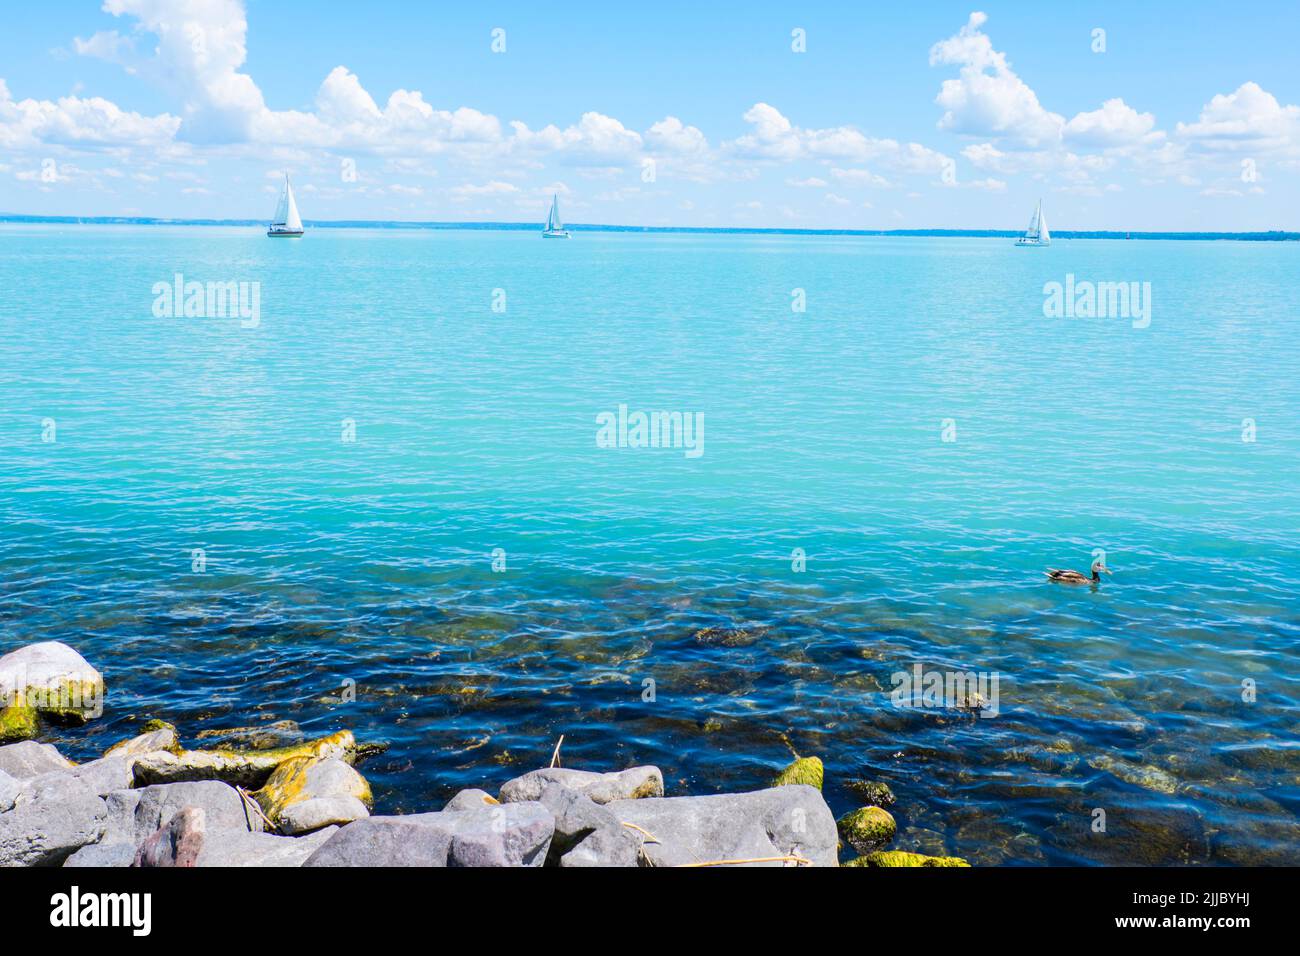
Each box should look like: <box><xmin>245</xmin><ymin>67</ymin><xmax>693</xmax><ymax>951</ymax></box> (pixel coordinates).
<box><xmin>929</xmin><ymin>12</ymin><xmax>1064</xmax><ymax>147</ymax></box>
<box><xmin>1176</xmin><ymin>82</ymin><xmax>1300</xmax><ymax>153</ymax></box>
<box><xmin>1064</xmin><ymin>98</ymin><xmax>1158</xmax><ymax>147</ymax></box>
<box><xmin>644</xmin><ymin>116</ymin><xmax>707</xmax><ymax>154</ymax></box>
<box><xmin>0</xmin><ymin>77</ymin><xmax>180</xmax><ymax>149</ymax></box>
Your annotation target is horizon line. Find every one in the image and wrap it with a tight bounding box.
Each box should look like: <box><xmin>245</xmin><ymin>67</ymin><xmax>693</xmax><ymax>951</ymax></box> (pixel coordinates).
<box><xmin>1</xmin><ymin>214</ymin><xmax>1296</xmax><ymax>241</ymax></box>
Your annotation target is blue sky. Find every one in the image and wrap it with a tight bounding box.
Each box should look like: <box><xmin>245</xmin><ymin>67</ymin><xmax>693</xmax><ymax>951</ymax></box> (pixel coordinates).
<box><xmin>1</xmin><ymin>1</ymin><xmax>1297</xmax><ymax>229</ymax></box>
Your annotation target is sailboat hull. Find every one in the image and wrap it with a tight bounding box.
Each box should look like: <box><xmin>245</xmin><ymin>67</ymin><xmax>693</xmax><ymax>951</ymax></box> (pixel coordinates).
<box><xmin>267</xmin><ymin>229</ymin><xmax>304</xmax><ymax>238</ymax></box>
<box><xmin>1015</xmin><ymin>238</ymin><xmax>1048</xmax><ymax>246</ymax></box>
<box><xmin>541</xmin><ymin>230</ymin><xmax>570</xmax><ymax>239</ymax></box>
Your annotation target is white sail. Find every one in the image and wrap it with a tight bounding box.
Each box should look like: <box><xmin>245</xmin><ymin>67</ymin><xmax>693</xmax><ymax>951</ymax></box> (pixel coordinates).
<box><xmin>1037</xmin><ymin>204</ymin><xmax>1050</xmax><ymax>243</ymax></box>
<box><xmin>1016</xmin><ymin>199</ymin><xmax>1049</xmax><ymax>246</ymax></box>
<box><xmin>1025</xmin><ymin>200</ymin><xmax>1041</xmax><ymax>239</ymax></box>
<box><xmin>272</xmin><ymin>181</ymin><xmax>289</xmax><ymax>226</ymax></box>
<box><xmin>283</xmin><ymin>178</ymin><xmax>303</xmax><ymax>232</ymax></box>
<box><xmin>546</xmin><ymin>194</ymin><xmax>562</xmax><ymax>231</ymax></box>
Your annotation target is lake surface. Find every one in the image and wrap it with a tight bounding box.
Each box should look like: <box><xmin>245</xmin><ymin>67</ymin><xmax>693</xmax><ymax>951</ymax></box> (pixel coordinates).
<box><xmin>1</xmin><ymin>224</ymin><xmax>1297</xmax><ymax>865</ymax></box>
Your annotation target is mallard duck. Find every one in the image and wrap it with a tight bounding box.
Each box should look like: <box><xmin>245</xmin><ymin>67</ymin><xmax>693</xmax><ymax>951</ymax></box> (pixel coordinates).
<box><xmin>1046</xmin><ymin>558</ymin><xmax>1111</xmax><ymax>585</ymax></box>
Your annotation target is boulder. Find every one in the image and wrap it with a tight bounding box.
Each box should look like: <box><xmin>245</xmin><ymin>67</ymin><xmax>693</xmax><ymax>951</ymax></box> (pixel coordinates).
<box><xmin>0</xmin><ymin>791</ymin><xmax>107</xmax><ymax>866</ymax></box>
<box><xmin>132</xmin><ymin>730</ymin><xmax>358</xmax><ymax>788</ymax></box>
<box><xmin>191</xmin><ymin>826</ymin><xmax>338</xmax><ymax>867</ymax></box>
<box><xmin>0</xmin><ymin>740</ymin><xmax>74</xmax><ymax>779</ymax></box>
<box><xmin>63</xmin><ymin>842</ymin><xmax>137</xmax><ymax>867</ymax></box>
<box><xmin>14</xmin><ymin>756</ymin><xmax>134</xmax><ymax>806</ymax></box>
<box><xmin>0</xmin><ymin>769</ymin><xmax>19</xmax><ymax>812</ymax></box>
<box><xmin>304</xmin><ymin>802</ymin><xmax>553</xmax><ymax>868</ymax></box>
<box><xmin>498</xmin><ymin>766</ymin><xmax>663</xmax><ymax>805</ymax></box>
<box><xmin>0</xmin><ymin>642</ymin><xmax>104</xmax><ymax>725</ymax></box>
<box><xmin>195</xmin><ymin>720</ymin><xmax>304</xmax><ymax>751</ymax></box>
<box><xmin>837</xmin><ymin>806</ymin><xmax>896</xmax><ymax>854</ymax></box>
<box><xmin>131</xmin><ymin>781</ymin><xmax>259</xmax><ymax>841</ymax></box>
<box><xmin>0</xmin><ymin>696</ymin><xmax>38</xmax><ymax>742</ymax></box>
<box><xmin>134</xmin><ymin>806</ymin><xmax>205</xmax><ymax>867</ymax></box>
<box><xmin>845</xmin><ymin>779</ymin><xmax>896</xmax><ymax>808</ymax></box>
<box><xmin>538</xmin><ymin>783</ymin><xmax>641</xmax><ymax>867</ymax></box>
<box><xmin>442</xmin><ymin>788</ymin><xmax>499</xmax><ymax>812</ymax></box>
<box><xmin>103</xmin><ymin>720</ymin><xmax>178</xmax><ymax>758</ymax></box>
<box><xmin>771</xmin><ymin>756</ymin><xmax>824</xmax><ymax>790</ymax></box>
<box><xmin>252</xmin><ymin>756</ymin><xmax>371</xmax><ymax>834</ymax></box>
<box><xmin>607</xmin><ymin>785</ymin><xmax>837</xmax><ymax>867</ymax></box>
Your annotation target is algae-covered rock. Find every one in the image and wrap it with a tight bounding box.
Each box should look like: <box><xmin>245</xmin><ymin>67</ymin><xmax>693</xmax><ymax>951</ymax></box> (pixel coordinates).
<box><xmin>1087</xmin><ymin>754</ymin><xmax>1178</xmax><ymax>795</ymax></box>
<box><xmin>0</xmin><ymin>642</ymin><xmax>104</xmax><ymax>724</ymax></box>
<box><xmin>104</xmin><ymin>720</ymin><xmax>178</xmax><ymax>758</ymax></box>
<box><xmin>771</xmin><ymin>756</ymin><xmax>824</xmax><ymax>791</ymax></box>
<box><xmin>845</xmin><ymin>779</ymin><xmax>895</xmax><ymax>808</ymax></box>
<box><xmin>856</xmin><ymin>850</ymin><xmax>970</xmax><ymax>867</ymax></box>
<box><xmin>0</xmin><ymin>696</ymin><xmax>39</xmax><ymax>742</ymax></box>
<box><xmin>837</xmin><ymin>806</ymin><xmax>897</xmax><ymax>854</ymax></box>
<box><xmin>195</xmin><ymin>720</ymin><xmax>304</xmax><ymax>751</ymax></box>
<box><xmin>253</xmin><ymin>755</ymin><xmax>372</xmax><ymax>834</ymax></box>
<box><xmin>132</xmin><ymin>730</ymin><xmax>359</xmax><ymax>788</ymax></box>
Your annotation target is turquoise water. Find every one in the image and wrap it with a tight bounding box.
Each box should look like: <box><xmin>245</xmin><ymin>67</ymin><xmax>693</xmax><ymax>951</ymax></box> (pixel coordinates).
<box><xmin>2</xmin><ymin>224</ymin><xmax>1297</xmax><ymax>865</ymax></box>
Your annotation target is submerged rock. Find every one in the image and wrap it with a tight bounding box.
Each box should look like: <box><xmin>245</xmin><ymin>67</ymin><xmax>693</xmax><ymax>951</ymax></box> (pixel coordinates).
<box><xmin>195</xmin><ymin>720</ymin><xmax>304</xmax><ymax>751</ymax></box>
<box><xmin>851</xmin><ymin>849</ymin><xmax>970</xmax><ymax>867</ymax></box>
<box><xmin>837</xmin><ymin>806</ymin><xmax>897</xmax><ymax>854</ymax></box>
<box><xmin>1087</xmin><ymin>754</ymin><xmax>1178</xmax><ymax>795</ymax></box>
<box><xmin>498</xmin><ymin>765</ymin><xmax>664</xmax><ymax>805</ymax></box>
<box><xmin>845</xmin><ymin>779</ymin><xmax>896</xmax><ymax>808</ymax></box>
<box><xmin>0</xmin><ymin>642</ymin><xmax>104</xmax><ymax>729</ymax></box>
<box><xmin>304</xmin><ymin>802</ymin><xmax>554</xmax><ymax>867</ymax></box>
<box><xmin>771</xmin><ymin>756</ymin><xmax>824</xmax><ymax>791</ymax></box>
<box><xmin>132</xmin><ymin>730</ymin><xmax>359</xmax><ymax>788</ymax></box>
<box><xmin>608</xmin><ymin>785</ymin><xmax>838</xmax><ymax>867</ymax></box>
<box><xmin>253</xmin><ymin>756</ymin><xmax>372</xmax><ymax>835</ymax></box>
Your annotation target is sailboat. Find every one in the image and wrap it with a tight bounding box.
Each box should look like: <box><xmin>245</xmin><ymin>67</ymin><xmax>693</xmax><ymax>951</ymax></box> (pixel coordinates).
<box><xmin>267</xmin><ymin>174</ymin><xmax>304</xmax><ymax>238</ymax></box>
<box><xmin>1015</xmin><ymin>199</ymin><xmax>1050</xmax><ymax>247</ymax></box>
<box><xmin>542</xmin><ymin>193</ymin><xmax>570</xmax><ymax>239</ymax></box>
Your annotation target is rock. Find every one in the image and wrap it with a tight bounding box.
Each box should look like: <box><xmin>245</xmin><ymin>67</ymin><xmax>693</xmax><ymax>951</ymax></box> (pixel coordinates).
<box><xmin>193</xmin><ymin>826</ymin><xmax>338</xmax><ymax>867</ymax></box>
<box><xmin>195</xmin><ymin>720</ymin><xmax>304</xmax><ymax>751</ymax></box>
<box><xmin>104</xmin><ymin>720</ymin><xmax>178</xmax><ymax>758</ymax></box>
<box><xmin>132</xmin><ymin>730</ymin><xmax>359</xmax><ymax>788</ymax></box>
<box><xmin>498</xmin><ymin>766</ymin><xmax>664</xmax><ymax>805</ymax></box>
<box><xmin>15</xmin><ymin>756</ymin><xmax>134</xmax><ymax>806</ymax></box>
<box><xmin>131</xmin><ymin>781</ymin><xmax>259</xmax><ymax>841</ymax></box>
<box><xmin>64</xmin><ymin>842</ymin><xmax>136</xmax><ymax>867</ymax></box>
<box><xmin>442</xmin><ymin>788</ymin><xmax>499</xmax><ymax>812</ymax></box>
<box><xmin>537</xmin><ymin>782</ymin><xmax>640</xmax><ymax>866</ymax></box>
<box><xmin>837</xmin><ymin>806</ymin><xmax>896</xmax><ymax>854</ymax></box>
<box><xmin>845</xmin><ymin>779</ymin><xmax>896</xmax><ymax>808</ymax></box>
<box><xmin>0</xmin><ymin>697</ymin><xmax>38</xmax><ymax>742</ymax></box>
<box><xmin>608</xmin><ymin>785</ymin><xmax>837</xmax><ymax>867</ymax></box>
<box><xmin>0</xmin><ymin>769</ymin><xmax>19</xmax><ymax>811</ymax></box>
<box><xmin>134</xmin><ymin>806</ymin><xmax>205</xmax><ymax>867</ymax></box>
<box><xmin>252</xmin><ymin>756</ymin><xmax>371</xmax><ymax>834</ymax></box>
<box><xmin>771</xmin><ymin>756</ymin><xmax>824</xmax><ymax>790</ymax></box>
<box><xmin>852</xmin><ymin>850</ymin><xmax>970</xmax><ymax>867</ymax></box>
<box><xmin>0</xmin><ymin>642</ymin><xmax>104</xmax><ymax>724</ymax></box>
<box><xmin>304</xmin><ymin>803</ymin><xmax>553</xmax><ymax>868</ymax></box>
<box><xmin>0</xmin><ymin>740</ymin><xmax>74</xmax><ymax>779</ymax></box>
<box><xmin>0</xmin><ymin>792</ymin><xmax>107</xmax><ymax>866</ymax></box>
<box><xmin>1088</xmin><ymin>754</ymin><xmax>1179</xmax><ymax>795</ymax></box>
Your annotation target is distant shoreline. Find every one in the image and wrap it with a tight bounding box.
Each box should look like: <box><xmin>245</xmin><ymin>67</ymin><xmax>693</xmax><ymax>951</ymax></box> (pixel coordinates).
<box><xmin>0</xmin><ymin>214</ymin><xmax>1296</xmax><ymax>241</ymax></box>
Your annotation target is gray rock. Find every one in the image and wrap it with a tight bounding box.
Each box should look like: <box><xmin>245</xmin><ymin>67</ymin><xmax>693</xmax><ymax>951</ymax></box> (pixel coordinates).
<box><xmin>99</xmin><ymin>789</ymin><xmax>143</xmax><ymax>844</ymax></box>
<box><xmin>0</xmin><ymin>641</ymin><xmax>104</xmax><ymax>721</ymax></box>
<box><xmin>0</xmin><ymin>792</ymin><xmax>107</xmax><ymax>866</ymax></box>
<box><xmin>193</xmin><ymin>826</ymin><xmax>338</xmax><ymax>867</ymax></box>
<box><xmin>0</xmin><ymin>740</ymin><xmax>74</xmax><ymax>779</ymax></box>
<box><xmin>104</xmin><ymin>724</ymin><xmax>178</xmax><ymax>758</ymax></box>
<box><xmin>132</xmin><ymin>781</ymin><xmax>259</xmax><ymax>842</ymax></box>
<box><xmin>16</xmin><ymin>756</ymin><xmax>134</xmax><ymax>807</ymax></box>
<box><xmin>607</xmin><ymin>785</ymin><xmax>838</xmax><ymax>867</ymax></box>
<box><xmin>279</xmin><ymin>795</ymin><xmax>369</xmax><ymax>835</ymax></box>
<box><xmin>304</xmin><ymin>803</ymin><xmax>553</xmax><ymax>868</ymax></box>
<box><xmin>64</xmin><ymin>842</ymin><xmax>137</xmax><ymax>867</ymax></box>
<box><xmin>0</xmin><ymin>769</ymin><xmax>19</xmax><ymax>811</ymax></box>
<box><xmin>135</xmin><ymin>806</ymin><xmax>205</xmax><ymax>867</ymax></box>
<box><xmin>442</xmin><ymin>788</ymin><xmax>499</xmax><ymax>812</ymax></box>
<box><xmin>538</xmin><ymin>782</ymin><xmax>640</xmax><ymax>866</ymax></box>
<box><xmin>499</xmin><ymin>766</ymin><xmax>664</xmax><ymax>805</ymax></box>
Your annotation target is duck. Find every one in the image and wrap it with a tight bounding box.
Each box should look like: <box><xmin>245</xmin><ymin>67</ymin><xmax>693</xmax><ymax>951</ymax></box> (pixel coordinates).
<box><xmin>1045</xmin><ymin>557</ymin><xmax>1112</xmax><ymax>585</ymax></box>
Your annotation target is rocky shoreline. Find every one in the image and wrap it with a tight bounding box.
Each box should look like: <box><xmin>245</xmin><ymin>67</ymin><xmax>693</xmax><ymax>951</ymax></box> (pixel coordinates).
<box><xmin>2</xmin><ymin>641</ymin><xmax>969</xmax><ymax>868</ymax></box>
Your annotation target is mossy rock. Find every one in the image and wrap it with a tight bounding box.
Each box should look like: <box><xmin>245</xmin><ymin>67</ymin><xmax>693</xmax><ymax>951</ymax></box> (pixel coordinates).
<box><xmin>132</xmin><ymin>729</ymin><xmax>360</xmax><ymax>788</ymax></box>
<box><xmin>253</xmin><ymin>753</ymin><xmax>372</xmax><ymax>829</ymax></box>
<box><xmin>845</xmin><ymin>779</ymin><xmax>896</xmax><ymax>808</ymax></box>
<box><xmin>104</xmin><ymin>720</ymin><xmax>180</xmax><ymax>758</ymax></box>
<box><xmin>837</xmin><ymin>806</ymin><xmax>896</xmax><ymax>854</ymax></box>
<box><xmin>771</xmin><ymin>756</ymin><xmax>824</xmax><ymax>791</ymax></box>
<box><xmin>0</xmin><ymin>697</ymin><xmax>39</xmax><ymax>742</ymax></box>
<box><xmin>858</xmin><ymin>850</ymin><xmax>970</xmax><ymax>867</ymax></box>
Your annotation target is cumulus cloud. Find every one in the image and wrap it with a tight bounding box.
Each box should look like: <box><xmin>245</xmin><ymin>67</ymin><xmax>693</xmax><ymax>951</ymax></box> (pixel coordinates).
<box><xmin>0</xmin><ymin>77</ymin><xmax>180</xmax><ymax>149</ymax></box>
<box><xmin>1176</xmin><ymin>82</ymin><xmax>1300</xmax><ymax>153</ymax></box>
<box><xmin>1064</xmin><ymin>98</ymin><xmax>1158</xmax><ymax>147</ymax></box>
<box><xmin>929</xmin><ymin>12</ymin><xmax>1064</xmax><ymax>147</ymax></box>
